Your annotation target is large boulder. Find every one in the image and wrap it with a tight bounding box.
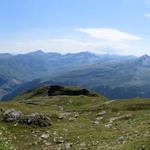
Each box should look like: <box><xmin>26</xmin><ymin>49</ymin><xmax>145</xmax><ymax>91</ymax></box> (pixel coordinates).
<box><xmin>2</xmin><ymin>109</ymin><xmax>52</xmax><ymax>127</ymax></box>
<box><xmin>3</xmin><ymin>109</ymin><xmax>23</xmax><ymax>122</ymax></box>
<box><xmin>20</xmin><ymin>113</ymin><xmax>52</xmax><ymax>127</ymax></box>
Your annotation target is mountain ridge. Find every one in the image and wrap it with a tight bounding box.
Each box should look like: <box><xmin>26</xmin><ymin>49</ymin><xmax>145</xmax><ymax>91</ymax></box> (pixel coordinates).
<box><xmin>0</xmin><ymin>50</ymin><xmax>137</xmax><ymax>99</ymax></box>
<box><xmin>2</xmin><ymin>50</ymin><xmax>150</xmax><ymax>100</ymax></box>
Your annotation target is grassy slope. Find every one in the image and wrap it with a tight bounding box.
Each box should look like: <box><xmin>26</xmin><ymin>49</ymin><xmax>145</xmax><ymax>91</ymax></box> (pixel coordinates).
<box><xmin>0</xmin><ymin>88</ymin><xmax>149</xmax><ymax>150</ymax></box>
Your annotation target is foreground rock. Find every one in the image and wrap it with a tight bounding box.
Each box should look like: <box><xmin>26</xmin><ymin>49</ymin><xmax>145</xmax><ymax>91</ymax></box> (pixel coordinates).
<box><xmin>20</xmin><ymin>113</ymin><xmax>52</xmax><ymax>127</ymax></box>
<box><xmin>2</xmin><ymin>109</ymin><xmax>51</xmax><ymax>127</ymax></box>
<box><xmin>3</xmin><ymin>109</ymin><xmax>23</xmax><ymax>122</ymax></box>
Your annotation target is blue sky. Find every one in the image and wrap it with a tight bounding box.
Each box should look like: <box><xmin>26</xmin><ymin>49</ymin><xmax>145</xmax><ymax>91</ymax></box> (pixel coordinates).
<box><xmin>0</xmin><ymin>0</ymin><xmax>150</xmax><ymax>55</ymax></box>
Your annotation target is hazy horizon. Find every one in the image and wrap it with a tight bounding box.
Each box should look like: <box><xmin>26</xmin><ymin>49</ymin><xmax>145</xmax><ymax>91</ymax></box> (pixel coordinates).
<box><xmin>0</xmin><ymin>49</ymin><xmax>144</xmax><ymax>57</ymax></box>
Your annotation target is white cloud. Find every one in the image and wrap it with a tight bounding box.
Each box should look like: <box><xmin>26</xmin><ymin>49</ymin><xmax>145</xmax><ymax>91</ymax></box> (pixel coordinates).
<box><xmin>0</xmin><ymin>27</ymin><xmax>144</xmax><ymax>56</ymax></box>
<box><xmin>145</xmin><ymin>13</ymin><xmax>150</xmax><ymax>18</ymax></box>
<box><xmin>77</xmin><ymin>28</ymin><xmax>141</xmax><ymax>42</ymax></box>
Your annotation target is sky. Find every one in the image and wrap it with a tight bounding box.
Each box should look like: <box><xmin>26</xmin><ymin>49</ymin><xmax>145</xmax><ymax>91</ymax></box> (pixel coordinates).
<box><xmin>1</xmin><ymin>0</ymin><xmax>150</xmax><ymax>56</ymax></box>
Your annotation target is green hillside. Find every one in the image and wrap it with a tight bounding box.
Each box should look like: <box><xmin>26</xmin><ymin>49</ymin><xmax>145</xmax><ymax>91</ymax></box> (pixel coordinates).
<box><xmin>0</xmin><ymin>86</ymin><xmax>149</xmax><ymax>150</ymax></box>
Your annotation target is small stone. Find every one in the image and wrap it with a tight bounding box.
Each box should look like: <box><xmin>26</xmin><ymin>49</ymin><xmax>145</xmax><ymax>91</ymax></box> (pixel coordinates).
<box><xmin>97</xmin><ymin>111</ymin><xmax>106</xmax><ymax>116</ymax></box>
<box><xmin>58</xmin><ymin>112</ymin><xmax>70</xmax><ymax>119</ymax></box>
<box><xmin>105</xmin><ymin>124</ymin><xmax>112</xmax><ymax>128</ymax></box>
<box><xmin>117</xmin><ymin>136</ymin><xmax>125</xmax><ymax>142</ymax></box>
<box><xmin>80</xmin><ymin>142</ymin><xmax>86</xmax><ymax>147</ymax></box>
<box><xmin>54</xmin><ymin>136</ymin><xmax>64</xmax><ymax>143</ymax></box>
<box><xmin>64</xmin><ymin>142</ymin><xmax>73</xmax><ymax>149</ymax></box>
<box><xmin>44</xmin><ymin>142</ymin><xmax>51</xmax><ymax>146</ymax></box>
<box><xmin>74</xmin><ymin>112</ymin><xmax>79</xmax><ymax>118</ymax></box>
<box><xmin>41</xmin><ymin>134</ymin><xmax>49</xmax><ymax>139</ymax></box>
<box><xmin>96</xmin><ymin>117</ymin><xmax>103</xmax><ymax>121</ymax></box>
<box><xmin>94</xmin><ymin>121</ymin><xmax>99</xmax><ymax>124</ymax></box>
<box><xmin>109</xmin><ymin>114</ymin><xmax>132</xmax><ymax>124</ymax></box>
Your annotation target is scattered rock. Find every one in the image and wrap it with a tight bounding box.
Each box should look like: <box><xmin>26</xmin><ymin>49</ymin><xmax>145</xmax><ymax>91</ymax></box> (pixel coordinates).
<box><xmin>104</xmin><ymin>123</ymin><xmax>112</xmax><ymax>128</ymax></box>
<box><xmin>2</xmin><ymin>109</ymin><xmax>51</xmax><ymax>127</ymax></box>
<box><xmin>96</xmin><ymin>117</ymin><xmax>103</xmax><ymax>121</ymax></box>
<box><xmin>20</xmin><ymin>113</ymin><xmax>52</xmax><ymax>127</ymax></box>
<box><xmin>53</xmin><ymin>136</ymin><xmax>65</xmax><ymax>144</ymax></box>
<box><xmin>97</xmin><ymin>111</ymin><xmax>106</xmax><ymax>116</ymax></box>
<box><xmin>117</xmin><ymin>136</ymin><xmax>125</xmax><ymax>142</ymax></box>
<box><xmin>93</xmin><ymin>116</ymin><xmax>103</xmax><ymax>125</ymax></box>
<box><xmin>74</xmin><ymin>112</ymin><xmax>79</xmax><ymax>118</ymax></box>
<box><xmin>64</xmin><ymin>142</ymin><xmax>73</xmax><ymax>149</ymax></box>
<box><xmin>109</xmin><ymin>114</ymin><xmax>132</xmax><ymax>124</ymax></box>
<box><xmin>58</xmin><ymin>112</ymin><xmax>71</xmax><ymax>119</ymax></box>
<box><xmin>80</xmin><ymin>142</ymin><xmax>86</xmax><ymax>147</ymax></box>
<box><xmin>41</xmin><ymin>134</ymin><xmax>49</xmax><ymax>140</ymax></box>
<box><xmin>68</xmin><ymin>117</ymin><xmax>76</xmax><ymax>121</ymax></box>
<box><xmin>93</xmin><ymin>121</ymin><xmax>100</xmax><ymax>125</ymax></box>
<box><xmin>44</xmin><ymin>142</ymin><xmax>51</xmax><ymax>146</ymax></box>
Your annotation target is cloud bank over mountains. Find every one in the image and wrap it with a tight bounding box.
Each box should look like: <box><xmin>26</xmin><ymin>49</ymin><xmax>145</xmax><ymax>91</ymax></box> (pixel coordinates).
<box><xmin>0</xmin><ymin>28</ymin><xmax>145</xmax><ymax>56</ymax></box>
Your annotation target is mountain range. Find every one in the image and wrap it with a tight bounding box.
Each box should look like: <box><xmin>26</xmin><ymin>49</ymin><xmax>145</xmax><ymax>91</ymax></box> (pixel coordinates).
<box><xmin>2</xmin><ymin>50</ymin><xmax>150</xmax><ymax>100</ymax></box>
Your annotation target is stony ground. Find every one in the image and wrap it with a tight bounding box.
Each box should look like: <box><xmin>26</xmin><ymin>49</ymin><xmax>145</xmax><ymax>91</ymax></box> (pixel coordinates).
<box><xmin>0</xmin><ymin>90</ymin><xmax>150</xmax><ymax>150</ymax></box>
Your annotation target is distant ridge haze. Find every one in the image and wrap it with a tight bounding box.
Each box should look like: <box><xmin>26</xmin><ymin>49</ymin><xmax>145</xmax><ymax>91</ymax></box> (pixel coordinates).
<box><xmin>0</xmin><ymin>50</ymin><xmax>138</xmax><ymax>57</ymax></box>
<box><xmin>1</xmin><ymin>50</ymin><xmax>150</xmax><ymax>100</ymax></box>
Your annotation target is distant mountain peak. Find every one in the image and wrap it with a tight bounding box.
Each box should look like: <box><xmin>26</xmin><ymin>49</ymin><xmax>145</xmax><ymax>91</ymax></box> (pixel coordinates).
<box><xmin>30</xmin><ymin>50</ymin><xmax>45</xmax><ymax>54</ymax></box>
<box><xmin>137</xmin><ymin>54</ymin><xmax>150</xmax><ymax>66</ymax></box>
<box><xmin>140</xmin><ymin>54</ymin><xmax>150</xmax><ymax>60</ymax></box>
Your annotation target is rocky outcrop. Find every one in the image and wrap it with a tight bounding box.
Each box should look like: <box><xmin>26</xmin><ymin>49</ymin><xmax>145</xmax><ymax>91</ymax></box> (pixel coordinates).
<box><xmin>48</xmin><ymin>85</ymin><xmax>97</xmax><ymax>97</ymax></box>
<box><xmin>3</xmin><ymin>109</ymin><xmax>23</xmax><ymax>122</ymax></box>
<box><xmin>20</xmin><ymin>113</ymin><xmax>52</xmax><ymax>127</ymax></box>
<box><xmin>2</xmin><ymin>109</ymin><xmax>51</xmax><ymax>127</ymax></box>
